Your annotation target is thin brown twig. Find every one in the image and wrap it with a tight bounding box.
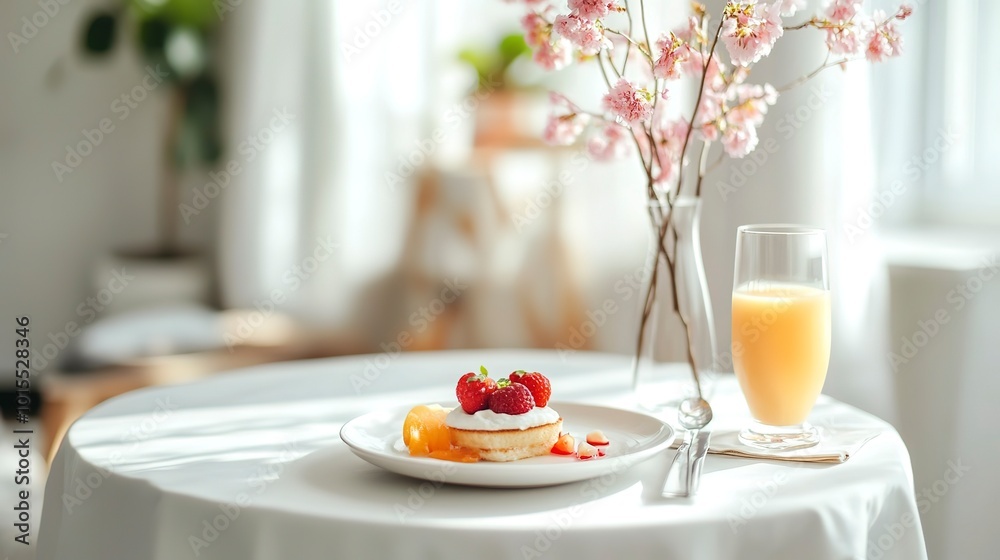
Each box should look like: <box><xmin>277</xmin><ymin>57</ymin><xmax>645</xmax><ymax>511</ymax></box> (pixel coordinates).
<box><xmin>596</xmin><ymin>50</ymin><xmax>614</xmax><ymax>90</ymax></box>
<box><xmin>783</xmin><ymin>17</ymin><xmax>822</xmax><ymax>31</ymax></box>
<box><xmin>605</xmin><ymin>28</ymin><xmax>651</xmax><ymax>61</ymax></box>
<box><xmin>703</xmin><ymin>149</ymin><xmax>725</xmax><ymax>177</ymax></box>
<box><xmin>634</xmin><ymin>15</ymin><xmax>725</xmax><ymax>399</ymax></box>
<box><xmin>675</xmin><ymin>16</ymin><xmax>725</xmax><ymax>200</ymax></box>
<box><xmin>622</xmin><ymin>0</ymin><xmax>634</xmax><ymax>72</ymax></box>
<box><xmin>777</xmin><ymin>55</ymin><xmax>859</xmax><ymax>93</ymax></box>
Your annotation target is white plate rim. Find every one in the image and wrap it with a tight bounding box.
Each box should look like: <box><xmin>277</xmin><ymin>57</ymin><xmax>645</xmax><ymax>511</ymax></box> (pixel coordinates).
<box><xmin>339</xmin><ymin>401</ymin><xmax>675</xmax><ymax>488</ymax></box>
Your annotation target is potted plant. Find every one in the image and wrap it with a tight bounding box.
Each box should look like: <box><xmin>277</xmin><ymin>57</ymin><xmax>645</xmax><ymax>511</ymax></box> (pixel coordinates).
<box><xmin>457</xmin><ymin>33</ymin><xmax>539</xmax><ymax>147</ymax></box>
<box><xmin>81</xmin><ymin>0</ymin><xmax>221</xmax><ymax>311</ymax></box>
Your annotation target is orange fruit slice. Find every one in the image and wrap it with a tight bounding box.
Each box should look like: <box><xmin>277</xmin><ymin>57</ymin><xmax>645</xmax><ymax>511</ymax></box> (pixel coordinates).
<box><xmin>402</xmin><ymin>404</ymin><xmax>451</xmax><ymax>456</ymax></box>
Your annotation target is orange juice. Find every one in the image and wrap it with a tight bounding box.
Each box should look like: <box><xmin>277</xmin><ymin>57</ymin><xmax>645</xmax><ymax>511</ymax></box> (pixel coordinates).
<box><xmin>731</xmin><ymin>284</ymin><xmax>831</xmax><ymax>426</ymax></box>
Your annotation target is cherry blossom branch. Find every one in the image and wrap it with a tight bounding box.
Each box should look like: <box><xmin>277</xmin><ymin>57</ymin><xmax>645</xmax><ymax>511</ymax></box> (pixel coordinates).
<box><xmin>637</xmin><ymin>0</ymin><xmax>654</xmax><ymax>66</ymax></box>
<box><xmin>675</xmin><ymin>15</ymin><xmax>726</xmax><ymax>199</ymax></box>
<box><xmin>784</xmin><ymin>17</ymin><xmax>824</xmax><ymax>31</ymax></box>
<box><xmin>605</xmin><ymin>28</ymin><xmax>652</xmax><ymax>61</ymax></box>
<box><xmin>596</xmin><ymin>50</ymin><xmax>614</xmax><ymax>90</ymax></box>
<box><xmin>777</xmin><ymin>55</ymin><xmax>860</xmax><ymax>93</ymax></box>
<box><xmin>703</xmin><ymin>150</ymin><xmax>725</xmax><ymax>177</ymax></box>
<box><xmin>633</xmin><ymin>13</ymin><xmax>724</xmax><ymax>400</ymax></box>
<box><xmin>603</xmin><ymin>48</ymin><xmax>623</xmax><ymax>80</ymax></box>
<box><xmin>622</xmin><ymin>0</ymin><xmax>634</xmax><ymax>72</ymax></box>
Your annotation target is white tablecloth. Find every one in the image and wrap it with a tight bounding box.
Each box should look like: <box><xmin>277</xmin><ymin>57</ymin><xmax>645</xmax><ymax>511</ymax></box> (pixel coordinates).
<box><xmin>39</xmin><ymin>350</ymin><xmax>927</xmax><ymax>560</ymax></box>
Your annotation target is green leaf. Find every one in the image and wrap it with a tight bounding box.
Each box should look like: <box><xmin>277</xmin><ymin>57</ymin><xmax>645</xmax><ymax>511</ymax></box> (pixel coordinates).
<box><xmin>479</xmin><ymin>365</ymin><xmax>489</xmax><ymax>377</ymax></box>
<box><xmin>498</xmin><ymin>33</ymin><xmax>529</xmax><ymax>66</ymax></box>
<box><xmin>131</xmin><ymin>0</ymin><xmax>218</xmax><ymax>30</ymax></box>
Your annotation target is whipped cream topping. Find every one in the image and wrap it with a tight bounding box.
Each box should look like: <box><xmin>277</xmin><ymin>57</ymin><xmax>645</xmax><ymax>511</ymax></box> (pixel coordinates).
<box><xmin>445</xmin><ymin>406</ymin><xmax>560</xmax><ymax>431</ymax></box>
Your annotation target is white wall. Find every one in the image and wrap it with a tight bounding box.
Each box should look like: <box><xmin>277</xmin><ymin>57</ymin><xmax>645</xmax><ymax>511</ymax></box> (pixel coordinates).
<box><xmin>0</xmin><ymin>0</ymin><xmax>214</xmax><ymax>372</ymax></box>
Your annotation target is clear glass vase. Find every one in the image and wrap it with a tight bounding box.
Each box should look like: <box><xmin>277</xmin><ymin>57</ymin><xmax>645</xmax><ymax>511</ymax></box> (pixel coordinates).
<box><xmin>632</xmin><ymin>196</ymin><xmax>718</xmax><ymax>411</ymax></box>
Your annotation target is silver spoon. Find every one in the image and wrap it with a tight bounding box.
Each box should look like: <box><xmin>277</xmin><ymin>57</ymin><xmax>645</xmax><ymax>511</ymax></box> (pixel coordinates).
<box><xmin>663</xmin><ymin>397</ymin><xmax>713</xmax><ymax>497</ymax></box>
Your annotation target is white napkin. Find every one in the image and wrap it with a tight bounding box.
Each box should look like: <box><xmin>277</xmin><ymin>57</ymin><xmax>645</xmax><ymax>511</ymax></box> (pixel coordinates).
<box><xmin>705</xmin><ymin>428</ymin><xmax>882</xmax><ymax>463</ymax></box>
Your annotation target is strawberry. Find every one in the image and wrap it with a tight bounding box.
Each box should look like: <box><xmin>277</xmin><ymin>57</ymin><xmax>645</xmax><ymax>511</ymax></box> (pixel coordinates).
<box><xmin>488</xmin><ymin>381</ymin><xmax>535</xmax><ymax>415</ymax></box>
<box><xmin>576</xmin><ymin>442</ymin><xmax>598</xmax><ymax>460</ymax></box>
<box><xmin>586</xmin><ymin>430</ymin><xmax>609</xmax><ymax>446</ymax></box>
<box><xmin>456</xmin><ymin>366</ymin><xmax>498</xmax><ymax>414</ymax></box>
<box><xmin>509</xmin><ymin>370</ymin><xmax>551</xmax><ymax>407</ymax></box>
<box><xmin>551</xmin><ymin>433</ymin><xmax>575</xmax><ymax>455</ymax></box>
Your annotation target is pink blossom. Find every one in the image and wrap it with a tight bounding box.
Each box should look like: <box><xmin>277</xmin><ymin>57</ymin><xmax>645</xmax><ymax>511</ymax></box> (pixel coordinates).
<box><xmin>521</xmin><ymin>13</ymin><xmax>548</xmax><ymax>48</ymax></box>
<box><xmin>554</xmin><ymin>13</ymin><xmax>609</xmax><ymax>55</ymax></box>
<box><xmin>864</xmin><ymin>10</ymin><xmax>902</xmax><ymax>62</ymax></box>
<box><xmin>885</xmin><ymin>25</ymin><xmax>903</xmax><ymax>54</ymax></box>
<box><xmin>653</xmin><ymin>33</ymin><xmax>691</xmax><ymax>80</ymax></box>
<box><xmin>673</xmin><ymin>15</ymin><xmax>700</xmax><ymax>43</ymax></box>
<box><xmin>568</xmin><ymin>0</ymin><xmax>615</xmax><ymax>21</ymax></box>
<box><xmin>897</xmin><ymin>4</ymin><xmax>913</xmax><ymax>20</ymax></box>
<box><xmin>587</xmin><ymin>124</ymin><xmax>631</xmax><ymax>160</ymax></box>
<box><xmin>827</xmin><ymin>0</ymin><xmax>861</xmax><ymax>23</ymax></box>
<box><xmin>721</xmin><ymin>123</ymin><xmax>759</xmax><ymax>158</ymax></box>
<box><xmin>728</xmin><ymin>83</ymin><xmax>778</xmax><ymax>127</ymax></box>
<box><xmin>543</xmin><ymin>113</ymin><xmax>590</xmax><ymax>145</ymax></box>
<box><xmin>721</xmin><ymin>1</ymin><xmax>784</xmax><ymax>67</ymax></box>
<box><xmin>696</xmin><ymin>97</ymin><xmax>723</xmax><ymax>142</ymax></box>
<box><xmin>694</xmin><ymin>57</ymin><xmax>727</xmax><ymax>141</ymax></box>
<box><xmin>681</xmin><ymin>46</ymin><xmax>706</xmax><ymax>77</ymax></box>
<box><xmin>778</xmin><ymin>0</ymin><xmax>806</xmax><ymax>17</ymax></box>
<box><xmin>824</xmin><ymin>25</ymin><xmax>863</xmax><ymax>55</ymax></box>
<box><xmin>533</xmin><ymin>37</ymin><xmax>574</xmax><ymax>70</ymax></box>
<box><xmin>653</xmin><ymin>118</ymin><xmax>690</xmax><ymax>183</ymax></box>
<box><xmin>603</xmin><ymin>78</ymin><xmax>653</xmax><ymax>124</ymax></box>
<box><xmin>864</xmin><ymin>30</ymin><xmax>891</xmax><ymax>62</ymax></box>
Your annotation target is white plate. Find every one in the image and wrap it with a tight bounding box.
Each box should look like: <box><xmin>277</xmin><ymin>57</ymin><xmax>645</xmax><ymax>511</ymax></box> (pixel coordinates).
<box><xmin>339</xmin><ymin>401</ymin><xmax>675</xmax><ymax>488</ymax></box>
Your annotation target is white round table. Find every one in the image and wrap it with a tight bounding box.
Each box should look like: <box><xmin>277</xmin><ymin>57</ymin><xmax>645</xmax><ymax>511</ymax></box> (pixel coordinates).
<box><xmin>39</xmin><ymin>350</ymin><xmax>927</xmax><ymax>560</ymax></box>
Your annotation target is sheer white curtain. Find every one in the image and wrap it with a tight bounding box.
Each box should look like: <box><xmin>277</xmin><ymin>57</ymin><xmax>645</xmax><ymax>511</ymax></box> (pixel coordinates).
<box><xmin>218</xmin><ymin>0</ymin><xmax>455</xmax><ymax>333</ymax></box>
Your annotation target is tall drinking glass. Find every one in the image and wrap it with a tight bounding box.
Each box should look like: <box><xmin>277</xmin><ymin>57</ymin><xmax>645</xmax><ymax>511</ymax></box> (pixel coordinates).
<box><xmin>731</xmin><ymin>225</ymin><xmax>831</xmax><ymax>450</ymax></box>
